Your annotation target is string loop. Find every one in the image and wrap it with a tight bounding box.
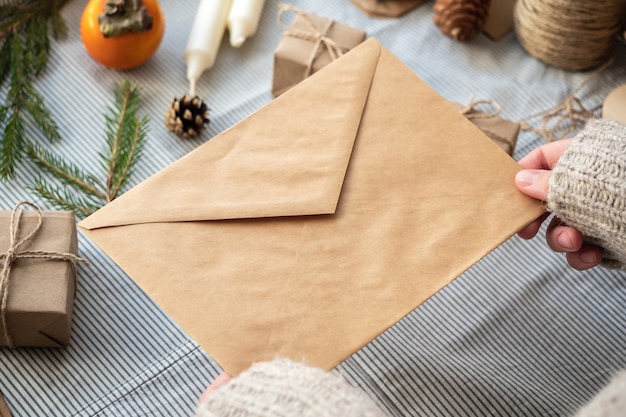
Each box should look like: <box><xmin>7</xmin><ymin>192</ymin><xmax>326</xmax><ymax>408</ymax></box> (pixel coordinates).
<box><xmin>519</xmin><ymin>59</ymin><xmax>612</xmax><ymax>142</ymax></box>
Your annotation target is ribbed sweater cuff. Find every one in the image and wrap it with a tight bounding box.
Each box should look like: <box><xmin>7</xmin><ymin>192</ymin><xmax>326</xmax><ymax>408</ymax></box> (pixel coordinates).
<box><xmin>195</xmin><ymin>358</ymin><xmax>387</xmax><ymax>417</ymax></box>
<box><xmin>547</xmin><ymin>119</ymin><xmax>626</xmax><ymax>269</ymax></box>
<box><xmin>574</xmin><ymin>371</ymin><xmax>626</xmax><ymax>417</ymax></box>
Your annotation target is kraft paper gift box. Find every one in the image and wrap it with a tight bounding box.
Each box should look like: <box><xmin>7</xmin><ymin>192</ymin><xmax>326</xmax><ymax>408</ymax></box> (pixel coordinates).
<box><xmin>272</xmin><ymin>4</ymin><xmax>367</xmax><ymax>96</ymax></box>
<box><xmin>79</xmin><ymin>39</ymin><xmax>543</xmax><ymax>375</ymax></box>
<box><xmin>0</xmin><ymin>206</ymin><xmax>79</xmax><ymax>348</ymax></box>
<box><xmin>483</xmin><ymin>0</ymin><xmax>517</xmax><ymax>40</ymax></box>
<box><xmin>454</xmin><ymin>101</ymin><xmax>521</xmax><ymax>156</ymax></box>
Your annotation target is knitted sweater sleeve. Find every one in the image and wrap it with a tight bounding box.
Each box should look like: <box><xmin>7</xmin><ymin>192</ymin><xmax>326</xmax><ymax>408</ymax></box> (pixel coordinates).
<box><xmin>194</xmin><ymin>359</ymin><xmax>388</xmax><ymax>417</ymax></box>
<box><xmin>195</xmin><ymin>360</ymin><xmax>626</xmax><ymax>417</ymax></box>
<box><xmin>574</xmin><ymin>371</ymin><xmax>626</xmax><ymax>417</ymax></box>
<box><xmin>547</xmin><ymin>118</ymin><xmax>626</xmax><ymax>269</ymax></box>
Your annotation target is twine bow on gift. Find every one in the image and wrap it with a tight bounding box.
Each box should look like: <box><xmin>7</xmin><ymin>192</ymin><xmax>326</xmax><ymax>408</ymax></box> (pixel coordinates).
<box><xmin>459</xmin><ymin>95</ymin><xmax>503</xmax><ymax>120</ymax></box>
<box><xmin>277</xmin><ymin>3</ymin><xmax>347</xmax><ymax>77</ymax></box>
<box><xmin>0</xmin><ymin>201</ymin><xmax>89</xmax><ymax>348</ymax></box>
<box><xmin>458</xmin><ymin>95</ymin><xmax>519</xmax><ymax>155</ymax></box>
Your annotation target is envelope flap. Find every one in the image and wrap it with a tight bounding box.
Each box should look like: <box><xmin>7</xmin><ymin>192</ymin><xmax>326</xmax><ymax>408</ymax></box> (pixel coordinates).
<box><xmin>80</xmin><ymin>39</ymin><xmax>381</xmax><ymax>230</ymax></box>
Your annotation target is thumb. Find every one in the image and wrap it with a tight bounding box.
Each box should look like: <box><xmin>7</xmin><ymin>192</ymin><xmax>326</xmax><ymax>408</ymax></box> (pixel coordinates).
<box><xmin>515</xmin><ymin>169</ymin><xmax>551</xmax><ymax>201</ymax></box>
<box><xmin>199</xmin><ymin>372</ymin><xmax>232</xmax><ymax>403</ymax></box>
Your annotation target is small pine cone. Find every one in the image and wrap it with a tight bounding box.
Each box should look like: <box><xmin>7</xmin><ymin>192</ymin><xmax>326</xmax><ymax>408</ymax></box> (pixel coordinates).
<box><xmin>433</xmin><ymin>0</ymin><xmax>491</xmax><ymax>41</ymax></box>
<box><xmin>165</xmin><ymin>94</ymin><xmax>210</xmax><ymax>138</ymax></box>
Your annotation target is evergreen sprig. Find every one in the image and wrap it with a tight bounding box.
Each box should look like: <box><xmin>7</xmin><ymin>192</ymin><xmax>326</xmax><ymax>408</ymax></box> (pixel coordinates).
<box><xmin>27</xmin><ymin>81</ymin><xmax>149</xmax><ymax>218</ymax></box>
<box><xmin>0</xmin><ymin>0</ymin><xmax>71</xmax><ymax>180</ymax></box>
<box><xmin>102</xmin><ymin>81</ymin><xmax>149</xmax><ymax>201</ymax></box>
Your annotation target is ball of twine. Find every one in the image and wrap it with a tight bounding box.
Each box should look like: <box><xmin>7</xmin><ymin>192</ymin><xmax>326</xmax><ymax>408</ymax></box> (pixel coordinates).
<box><xmin>514</xmin><ymin>0</ymin><xmax>626</xmax><ymax>71</ymax></box>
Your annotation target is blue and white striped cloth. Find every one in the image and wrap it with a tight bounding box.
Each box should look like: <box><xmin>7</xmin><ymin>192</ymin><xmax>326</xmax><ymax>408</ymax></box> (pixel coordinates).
<box><xmin>1</xmin><ymin>1</ymin><xmax>625</xmax><ymax>416</ymax></box>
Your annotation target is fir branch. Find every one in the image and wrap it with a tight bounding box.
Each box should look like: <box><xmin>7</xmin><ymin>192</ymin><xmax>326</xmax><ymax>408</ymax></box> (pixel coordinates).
<box><xmin>26</xmin><ymin>142</ymin><xmax>107</xmax><ymax>200</ymax></box>
<box><xmin>0</xmin><ymin>39</ymin><xmax>11</xmax><ymax>87</ymax></box>
<box><xmin>25</xmin><ymin>12</ymin><xmax>50</xmax><ymax>76</ymax></box>
<box><xmin>22</xmin><ymin>85</ymin><xmax>62</xmax><ymax>141</ymax></box>
<box><xmin>108</xmin><ymin>118</ymin><xmax>148</xmax><ymax>201</ymax></box>
<box><xmin>0</xmin><ymin>1</ymin><xmax>71</xmax><ymax>40</ymax></box>
<box><xmin>30</xmin><ymin>176</ymin><xmax>101</xmax><ymax>218</ymax></box>
<box><xmin>0</xmin><ymin>0</ymin><xmax>70</xmax><ymax>180</ymax></box>
<box><xmin>26</xmin><ymin>80</ymin><xmax>149</xmax><ymax>218</ymax></box>
<box><xmin>103</xmin><ymin>81</ymin><xmax>137</xmax><ymax>197</ymax></box>
<box><xmin>0</xmin><ymin>102</ymin><xmax>23</xmax><ymax>177</ymax></box>
<box><xmin>102</xmin><ymin>81</ymin><xmax>148</xmax><ymax>201</ymax></box>
<box><xmin>1</xmin><ymin>35</ymin><xmax>26</xmax><ymax>178</ymax></box>
<box><xmin>49</xmin><ymin>7</ymin><xmax>68</xmax><ymax>39</ymax></box>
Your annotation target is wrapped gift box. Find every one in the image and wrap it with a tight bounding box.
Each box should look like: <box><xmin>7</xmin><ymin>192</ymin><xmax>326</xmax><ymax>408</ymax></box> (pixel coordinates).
<box><xmin>483</xmin><ymin>0</ymin><xmax>517</xmax><ymax>40</ymax></box>
<box><xmin>272</xmin><ymin>5</ymin><xmax>366</xmax><ymax>96</ymax></box>
<box><xmin>454</xmin><ymin>101</ymin><xmax>520</xmax><ymax>156</ymax></box>
<box><xmin>0</xmin><ymin>207</ymin><xmax>79</xmax><ymax>348</ymax></box>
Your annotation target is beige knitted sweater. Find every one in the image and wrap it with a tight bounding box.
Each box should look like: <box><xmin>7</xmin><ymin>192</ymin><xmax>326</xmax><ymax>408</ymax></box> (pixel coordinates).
<box><xmin>548</xmin><ymin>119</ymin><xmax>626</xmax><ymax>269</ymax></box>
<box><xmin>196</xmin><ymin>118</ymin><xmax>626</xmax><ymax>417</ymax></box>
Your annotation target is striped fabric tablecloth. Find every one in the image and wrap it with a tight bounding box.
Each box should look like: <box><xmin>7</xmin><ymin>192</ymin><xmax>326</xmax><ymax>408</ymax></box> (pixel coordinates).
<box><xmin>1</xmin><ymin>1</ymin><xmax>625</xmax><ymax>416</ymax></box>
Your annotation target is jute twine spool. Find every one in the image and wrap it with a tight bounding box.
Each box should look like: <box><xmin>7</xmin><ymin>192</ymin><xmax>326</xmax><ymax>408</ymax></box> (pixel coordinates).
<box><xmin>514</xmin><ymin>0</ymin><xmax>626</xmax><ymax>71</ymax></box>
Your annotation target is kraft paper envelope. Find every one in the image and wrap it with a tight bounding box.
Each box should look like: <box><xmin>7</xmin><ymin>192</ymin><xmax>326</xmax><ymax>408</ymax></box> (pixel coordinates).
<box><xmin>0</xmin><ymin>392</ymin><xmax>11</xmax><ymax>417</ymax></box>
<box><xmin>79</xmin><ymin>38</ymin><xmax>543</xmax><ymax>375</ymax></box>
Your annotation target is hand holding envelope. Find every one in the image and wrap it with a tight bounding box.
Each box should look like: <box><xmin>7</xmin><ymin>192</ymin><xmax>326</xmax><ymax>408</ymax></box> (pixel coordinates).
<box><xmin>79</xmin><ymin>39</ymin><xmax>543</xmax><ymax>375</ymax></box>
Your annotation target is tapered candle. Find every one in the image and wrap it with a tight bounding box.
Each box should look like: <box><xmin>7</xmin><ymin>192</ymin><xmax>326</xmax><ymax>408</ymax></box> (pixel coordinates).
<box><xmin>227</xmin><ymin>0</ymin><xmax>266</xmax><ymax>48</ymax></box>
<box><xmin>186</xmin><ymin>0</ymin><xmax>233</xmax><ymax>96</ymax></box>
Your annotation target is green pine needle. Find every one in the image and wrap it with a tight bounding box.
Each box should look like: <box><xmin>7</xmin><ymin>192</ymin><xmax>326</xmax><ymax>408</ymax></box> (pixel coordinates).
<box><xmin>0</xmin><ymin>0</ymin><xmax>70</xmax><ymax>180</ymax></box>
<box><xmin>26</xmin><ymin>142</ymin><xmax>107</xmax><ymax>200</ymax></box>
<box><xmin>25</xmin><ymin>13</ymin><xmax>50</xmax><ymax>76</ymax></box>
<box><xmin>102</xmin><ymin>81</ymin><xmax>148</xmax><ymax>201</ymax></box>
<box><xmin>27</xmin><ymin>80</ymin><xmax>149</xmax><ymax>218</ymax></box>
<box><xmin>49</xmin><ymin>8</ymin><xmax>68</xmax><ymax>39</ymax></box>
<box><xmin>30</xmin><ymin>176</ymin><xmax>102</xmax><ymax>218</ymax></box>
<box><xmin>23</xmin><ymin>89</ymin><xmax>62</xmax><ymax>142</ymax></box>
<box><xmin>0</xmin><ymin>38</ymin><xmax>11</xmax><ymax>87</ymax></box>
<box><xmin>0</xmin><ymin>108</ymin><xmax>23</xmax><ymax>178</ymax></box>
<box><xmin>108</xmin><ymin>117</ymin><xmax>149</xmax><ymax>201</ymax></box>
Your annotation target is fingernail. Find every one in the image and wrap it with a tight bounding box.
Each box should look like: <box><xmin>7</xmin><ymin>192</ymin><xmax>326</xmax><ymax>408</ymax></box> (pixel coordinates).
<box><xmin>556</xmin><ymin>232</ymin><xmax>574</xmax><ymax>250</ymax></box>
<box><xmin>516</xmin><ymin>170</ymin><xmax>537</xmax><ymax>187</ymax></box>
<box><xmin>580</xmin><ymin>249</ymin><xmax>600</xmax><ymax>265</ymax></box>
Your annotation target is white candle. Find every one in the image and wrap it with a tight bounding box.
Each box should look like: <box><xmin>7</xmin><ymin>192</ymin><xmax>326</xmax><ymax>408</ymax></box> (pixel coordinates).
<box><xmin>227</xmin><ymin>0</ymin><xmax>266</xmax><ymax>48</ymax></box>
<box><xmin>186</xmin><ymin>0</ymin><xmax>233</xmax><ymax>96</ymax></box>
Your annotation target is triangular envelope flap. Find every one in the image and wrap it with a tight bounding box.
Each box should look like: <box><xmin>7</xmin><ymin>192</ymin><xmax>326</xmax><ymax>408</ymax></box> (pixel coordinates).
<box><xmin>80</xmin><ymin>39</ymin><xmax>381</xmax><ymax>230</ymax></box>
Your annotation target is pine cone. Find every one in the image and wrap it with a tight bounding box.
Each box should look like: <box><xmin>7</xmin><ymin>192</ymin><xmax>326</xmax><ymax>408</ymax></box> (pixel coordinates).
<box><xmin>433</xmin><ymin>0</ymin><xmax>491</xmax><ymax>41</ymax></box>
<box><xmin>165</xmin><ymin>94</ymin><xmax>210</xmax><ymax>138</ymax></box>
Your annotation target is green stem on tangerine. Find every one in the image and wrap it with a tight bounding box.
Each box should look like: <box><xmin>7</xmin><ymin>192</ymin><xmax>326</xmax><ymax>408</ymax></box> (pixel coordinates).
<box><xmin>98</xmin><ymin>0</ymin><xmax>153</xmax><ymax>38</ymax></box>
